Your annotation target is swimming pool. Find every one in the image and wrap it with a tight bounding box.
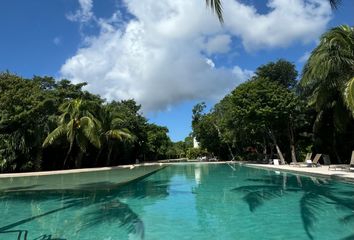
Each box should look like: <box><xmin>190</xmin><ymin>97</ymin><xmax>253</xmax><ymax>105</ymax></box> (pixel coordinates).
<box><xmin>0</xmin><ymin>163</ymin><xmax>353</xmax><ymax>239</ymax></box>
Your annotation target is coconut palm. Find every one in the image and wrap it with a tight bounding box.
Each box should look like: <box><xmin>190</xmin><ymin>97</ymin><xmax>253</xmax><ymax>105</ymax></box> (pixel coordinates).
<box><xmin>96</xmin><ymin>107</ymin><xmax>133</xmax><ymax>166</ymax></box>
<box><xmin>206</xmin><ymin>0</ymin><xmax>341</xmax><ymax>23</ymax></box>
<box><xmin>42</xmin><ymin>99</ymin><xmax>101</xmax><ymax>167</ymax></box>
<box><xmin>301</xmin><ymin>25</ymin><xmax>354</xmax><ymax>116</ymax></box>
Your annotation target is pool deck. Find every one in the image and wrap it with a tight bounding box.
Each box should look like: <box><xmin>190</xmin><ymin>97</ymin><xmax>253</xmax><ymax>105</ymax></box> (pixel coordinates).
<box><xmin>245</xmin><ymin>163</ymin><xmax>354</xmax><ymax>182</ymax></box>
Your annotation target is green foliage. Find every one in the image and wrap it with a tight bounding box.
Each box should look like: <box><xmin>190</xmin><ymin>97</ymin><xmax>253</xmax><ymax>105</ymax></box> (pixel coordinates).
<box><xmin>192</xmin><ymin>60</ymin><xmax>312</xmax><ymax>163</ymax></box>
<box><xmin>0</xmin><ymin>73</ymin><xmax>58</xmax><ymax>171</ymax></box>
<box><xmin>186</xmin><ymin>147</ymin><xmax>208</xmax><ymax>160</ymax></box>
<box><xmin>145</xmin><ymin>124</ymin><xmax>172</xmax><ymax>160</ymax></box>
<box><xmin>0</xmin><ymin>72</ymin><xmax>175</xmax><ymax>172</ymax></box>
<box><xmin>300</xmin><ymin>25</ymin><xmax>354</xmax><ymax>162</ymax></box>
<box><xmin>255</xmin><ymin>59</ymin><xmax>298</xmax><ymax>89</ymax></box>
<box><xmin>42</xmin><ymin>99</ymin><xmax>102</xmax><ymax>167</ymax></box>
<box><xmin>301</xmin><ymin>25</ymin><xmax>354</xmax><ymax>115</ymax></box>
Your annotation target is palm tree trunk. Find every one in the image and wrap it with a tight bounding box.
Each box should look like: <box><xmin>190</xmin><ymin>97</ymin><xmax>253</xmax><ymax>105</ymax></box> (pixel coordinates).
<box><xmin>95</xmin><ymin>147</ymin><xmax>103</xmax><ymax>166</ymax></box>
<box><xmin>268</xmin><ymin>129</ymin><xmax>286</xmax><ymax>165</ymax></box>
<box><xmin>262</xmin><ymin>137</ymin><xmax>268</xmax><ymax>162</ymax></box>
<box><xmin>288</xmin><ymin>119</ymin><xmax>297</xmax><ymax>163</ymax></box>
<box><xmin>106</xmin><ymin>142</ymin><xmax>113</xmax><ymax>166</ymax></box>
<box><xmin>34</xmin><ymin>148</ymin><xmax>43</xmax><ymax>171</ymax></box>
<box><xmin>332</xmin><ymin>130</ymin><xmax>342</xmax><ymax>163</ymax></box>
<box><xmin>75</xmin><ymin>151</ymin><xmax>83</xmax><ymax>168</ymax></box>
<box><xmin>213</xmin><ymin>123</ymin><xmax>235</xmax><ymax>160</ymax></box>
<box><xmin>63</xmin><ymin>141</ymin><xmax>74</xmax><ymax>167</ymax></box>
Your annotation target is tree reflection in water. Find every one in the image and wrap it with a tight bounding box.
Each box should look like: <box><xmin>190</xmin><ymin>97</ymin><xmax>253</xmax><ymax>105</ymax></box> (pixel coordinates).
<box><xmin>232</xmin><ymin>173</ymin><xmax>354</xmax><ymax>240</ymax></box>
<box><xmin>0</xmin><ymin>173</ymin><xmax>171</xmax><ymax>240</ymax></box>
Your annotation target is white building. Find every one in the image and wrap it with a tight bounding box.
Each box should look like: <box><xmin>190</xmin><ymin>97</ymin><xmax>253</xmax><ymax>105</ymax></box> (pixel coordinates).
<box><xmin>193</xmin><ymin>137</ymin><xmax>200</xmax><ymax>148</ymax></box>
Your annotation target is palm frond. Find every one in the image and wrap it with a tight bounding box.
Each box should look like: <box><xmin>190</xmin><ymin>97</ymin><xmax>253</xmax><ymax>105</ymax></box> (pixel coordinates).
<box><xmin>42</xmin><ymin>126</ymin><xmax>66</xmax><ymax>147</ymax></box>
<box><xmin>80</xmin><ymin>117</ymin><xmax>101</xmax><ymax>148</ymax></box>
<box><xmin>344</xmin><ymin>77</ymin><xmax>354</xmax><ymax>115</ymax></box>
<box><xmin>329</xmin><ymin>0</ymin><xmax>341</xmax><ymax>9</ymax></box>
<box><xmin>106</xmin><ymin>129</ymin><xmax>132</xmax><ymax>141</ymax></box>
<box><xmin>111</xmin><ymin>117</ymin><xmax>124</xmax><ymax>128</ymax></box>
<box><xmin>301</xmin><ymin>25</ymin><xmax>354</xmax><ymax>87</ymax></box>
<box><xmin>66</xmin><ymin>119</ymin><xmax>76</xmax><ymax>143</ymax></box>
<box><xmin>205</xmin><ymin>0</ymin><xmax>223</xmax><ymax>23</ymax></box>
<box><xmin>76</xmin><ymin>131</ymin><xmax>88</xmax><ymax>152</ymax></box>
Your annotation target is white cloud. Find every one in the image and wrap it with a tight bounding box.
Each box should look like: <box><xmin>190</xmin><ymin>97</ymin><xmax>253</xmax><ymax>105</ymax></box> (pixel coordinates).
<box><xmin>223</xmin><ymin>0</ymin><xmax>331</xmax><ymax>51</ymax></box>
<box><xmin>53</xmin><ymin>37</ymin><xmax>61</xmax><ymax>45</ymax></box>
<box><xmin>61</xmin><ymin>0</ymin><xmax>331</xmax><ymax>112</ymax></box>
<box><xmin>205</xmin><ymin>58</ymin><xmax>216</xmax><ymax>68</ymax></box>
<box><xmin>66</xmin><ymin>0</ymin><xmax>94</xmax><ymax>23</ymax></box>
<box><xmin>204</xmin><ymin>34</ymin><xmax>232</xmax><ymax>54</ymax></box>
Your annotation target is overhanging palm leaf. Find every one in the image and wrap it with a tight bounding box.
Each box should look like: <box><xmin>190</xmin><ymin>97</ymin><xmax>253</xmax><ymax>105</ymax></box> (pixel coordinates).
<box><xmin>329</xmin><ymin>0</ymin><xmax>341</xmax><ymax>9</ymax></box>
<box><xmin>301</xmin><ymin>25</ymin><xmax>354</xmax><ymax>130</ymax></box>
<box><xmin>344</xmin><ymin>77</ymin><xmax>354</xmax><ymax>115</ymax></box>
<box><xmin>106</xmin><ymin>129</ymin><xmax>132</xmax><ymax>141</ymax></box>
<box><xmin>205</xmin><ymin>0</ymin><xmax>223</xmax><ymax>23</ymax></box>
<box><xmin>205</xmin><ymin>0</ymin><xmax>341</xmax><ymax>23</ymax></box>
<box><xmin>42</xmin><ymin>125</ymin><xmax>66</xmax><ymax>147</ymax></box>
<box><xmin>81</xmin><ymin>116</ymin><xmax>101</xmax><ymax>148</ymax></box>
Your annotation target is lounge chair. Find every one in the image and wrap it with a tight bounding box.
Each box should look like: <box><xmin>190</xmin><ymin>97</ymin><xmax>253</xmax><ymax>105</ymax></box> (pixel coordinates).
<box><xmin>311</xmin><ymin>154</ymin><xmax>322</xmax><ymax>167</ymax></box>
<box><xmin>273</xmin><ymin>159</ymin><xmax>280</xmax><ymax>165</ymax></box>
<box><xmin>329</xmin><ymin>151</ymin><xmax>354</xmax><ymax>171</ymax></box>
<box><xmin>290</xmin><ymin>153</ymin><xmax>312</xmax><ymax>167</ymax></box>
<box><xmin>292</xmin><ymin>153</ymin><xmax>322</xmax><ymax>167</ymax></box>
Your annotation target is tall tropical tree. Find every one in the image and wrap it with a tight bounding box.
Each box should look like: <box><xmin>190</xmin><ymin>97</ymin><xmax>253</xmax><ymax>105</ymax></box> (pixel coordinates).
<box><xmin>42</xmin><ymin>99</ymin><xmax>101</xmax><ymax>167</ymax></box>
<box><xmin>301</xmin><ymin>25</ymin><xmax>354</xmax><ymax>115</ymax></box>
<box><xmin>97</xmin><ymin>106</ymin><xmax>132</xmax><ymax>166</ymax></box>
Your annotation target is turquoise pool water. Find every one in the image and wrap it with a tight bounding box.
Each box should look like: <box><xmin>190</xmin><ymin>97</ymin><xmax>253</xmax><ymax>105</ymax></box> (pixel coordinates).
<box><xmin>0</xmin><ymin>163</ymin><xmax>353</xmax><ymax>240</ymax></box>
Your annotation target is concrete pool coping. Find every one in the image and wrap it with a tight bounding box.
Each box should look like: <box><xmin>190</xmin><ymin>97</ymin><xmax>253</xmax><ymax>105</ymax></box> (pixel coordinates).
<box><xmin>0</xmin><ymin>161</ymin><xmax>231</xmax><ymax>178</ymax></box>
<box><xmin>0</xmin><ymin>163</ymin><xmax>168</xmax><ymax>178</ymax></box>
<box><xmin>244</xmin><ymin>163</ymin><xmax>354</xmax><ymax>183</ymax></box>
<box><xmin>1</xmin><ymin>160</ymin><xmax>354</xmax><ymax>183</ymax></box>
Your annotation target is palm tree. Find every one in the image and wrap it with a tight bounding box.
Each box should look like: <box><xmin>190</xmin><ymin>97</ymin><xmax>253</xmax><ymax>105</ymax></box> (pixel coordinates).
<box><xmin>96</xmin><ymin>107</ymin><xmax>132</xmax><ymax>166</ymax></box>
<box><xmin>42</xmin><ymin>99</ymin><xmax>101</xmax><ymax>167</ymax></box>
<box><xmin>300</xmin><ymin>25</ymin><xmax>353</xmax><ymax>162</ymax></box>
<box><xmin>206</xmin><ymin>0</ymin><xmax>341</xmax><ymax>23</ymax></box>
<box><xmin>301</xmin><ymin>25</ymin><xmax>354</xmax><ymax>115</ymax></box>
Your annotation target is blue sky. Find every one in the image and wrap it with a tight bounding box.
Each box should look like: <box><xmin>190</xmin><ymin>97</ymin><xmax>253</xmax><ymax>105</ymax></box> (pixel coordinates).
<box><xmin>0</xmin><ymin>0</ymin><xmax>353</xmax><ymax>142</ymax></box>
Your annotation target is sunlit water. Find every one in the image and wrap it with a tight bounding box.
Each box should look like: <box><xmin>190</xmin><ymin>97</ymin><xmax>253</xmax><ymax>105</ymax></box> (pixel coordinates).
<box><xmin>0</xmin><ymin>164</ymin><xmax>353</xmax><ymax>240</ymax></box>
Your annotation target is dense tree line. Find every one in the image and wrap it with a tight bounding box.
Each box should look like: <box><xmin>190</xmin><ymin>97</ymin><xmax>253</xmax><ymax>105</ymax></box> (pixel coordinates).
<box><xmin>192</xmin><ymin>25</ymin><xmax>354</xmax><ymax>164</ymax></box>
<box><xmin>0</xmin><ymin>73</ymin><xmax>183</xmax><ymax>173</ymax></box>
<box><xmin>1</xmin><ymin>25</ymin><xmax>352</xmax><ymax>172</ymax></box>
